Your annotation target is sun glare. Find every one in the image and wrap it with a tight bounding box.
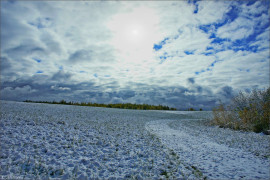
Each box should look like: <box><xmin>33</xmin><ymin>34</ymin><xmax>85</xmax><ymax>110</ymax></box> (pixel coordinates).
<box><xmin>106</xmin><ymin>5</ymin><xmax>163</xmax><ymax>66</ymax></box>
<box><xmin>132</xmin><ymin>29</ymin><xmax>138</xmax><ymax>35</ymax></box>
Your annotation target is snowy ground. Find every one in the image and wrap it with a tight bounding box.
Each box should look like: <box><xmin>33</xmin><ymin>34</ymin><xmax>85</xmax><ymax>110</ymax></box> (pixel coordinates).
<box><xmin>0</xmin><ymin>101</ymin><xmax>269</xmax><ymax>179</ymax></box>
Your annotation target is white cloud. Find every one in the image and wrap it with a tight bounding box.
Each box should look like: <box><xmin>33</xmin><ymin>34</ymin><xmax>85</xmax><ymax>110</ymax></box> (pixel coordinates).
<box><xmin>1</xmin><ymin>1</ymin><xmax>269</xmax><ymax>109</ymax></box>
<box><xmin>240</xmin><ymin>1</ymin><xmax>268</xmax><ymax>17</ymax></box>
<box><xmin>51</xmin><ymin>85</ymin><xmax>71</xmax><ymax>91</ymax></box>
<box><xmin>195</xmin><ymin>1</ymin><xmax>231</xmax><ymax>24</ymax></box>
<box><xmin>216</xmin><ymin>17</ymin><xmax>255</xmax><ymax>40</ymax></box>
<box><xmin>212</xmin><ymin>49</ymin><xmax>269</xmax><ymax>90</ymax></box>
<box><xmin>156</xmin><ymin>25</ymin><xmax>212</xmax><ymax>57</ymax></box>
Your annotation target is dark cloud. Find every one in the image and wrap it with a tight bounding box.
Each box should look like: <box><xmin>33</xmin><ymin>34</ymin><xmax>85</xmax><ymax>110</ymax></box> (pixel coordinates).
<box><xmin>113</xmin><ymin>90</ymin><xmax>136</xmax><ymax>100</ymax></box>
<box><xmin>68</xmin><ymin>45</ymin><xmax>115</xmax><ymax>64</ymax></box>
<box><xmin>41</xmin><ymin>32</ymin><xmax>63</xmax><ymax>55</ymax></box>
<box><xmin>187</xmin><ymin>77</ymin><xmax>195</xmax><ymax>84</ymax></box>
<box><xmin>220</xmin><ymin>86</ymin><xmax>234</xmax><ymax>99</ymax></box>
<box><xmin>0</xmin><ymin>56</ymin><xmax>12</xmax><ymax>73</ymax></box>
<box><xmin>196</xmin><ymin>86</ymin><xmax>203</xmax><ymax>93</ymax></box>
<box><xmin>69</xmin><ymin>49</ymin><xmax>94</xmax><ymax>63</ymax></box>
<box><xmin>5</xmin><ymin>45</ymin><xmax>46</xmax><ymax>59</ymax></box>
<box><xmin>0</xmin><ymin>74</ymin><xmax>229</xmax><ymax>110</ymax></box>
<box><xmin>51</xmin><ymin>70</ymin><xmax>73</xmax><ymax>82</ymax></box>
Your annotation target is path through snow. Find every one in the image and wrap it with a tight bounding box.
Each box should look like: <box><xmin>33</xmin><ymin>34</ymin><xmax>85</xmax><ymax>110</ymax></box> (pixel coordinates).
<box><xmin>146</xmin><ymin>119</ymin><xmax>270</xmax><ymax>179</ymax></box>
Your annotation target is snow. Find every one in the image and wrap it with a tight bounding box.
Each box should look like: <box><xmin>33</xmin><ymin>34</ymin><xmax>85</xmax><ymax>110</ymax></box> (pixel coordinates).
<box><xmin>1</xmin><ymin>101</ymin><xmax>269</xmax><ymax>179</ymax></box>
<box><xmin>146</xmin><ymin>117</ymin><xmax>270</xmax><ymax>179</ymax></box>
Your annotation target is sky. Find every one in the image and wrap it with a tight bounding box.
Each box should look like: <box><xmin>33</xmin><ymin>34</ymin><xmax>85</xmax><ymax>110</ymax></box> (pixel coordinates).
<box><xmin>1</xmin><ymin>0</ymin><xmax>269</xmax><ymax>110</ymax></box>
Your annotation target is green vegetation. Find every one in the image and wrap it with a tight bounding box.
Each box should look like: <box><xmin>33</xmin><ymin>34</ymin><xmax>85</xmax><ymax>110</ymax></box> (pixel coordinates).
<box><xmin>24</xmin><ymin>100</ymin><xmax>177</xmax><ymax>111</ymax></box>
<box><xmin>212</xmin><ymin>87</ymin><xmax>270</xmax><ymax>134</ymax></box>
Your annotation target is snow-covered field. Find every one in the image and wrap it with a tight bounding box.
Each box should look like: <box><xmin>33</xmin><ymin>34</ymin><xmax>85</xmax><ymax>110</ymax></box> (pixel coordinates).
<box><xmin>0</xmin><ymin>101</ymin><xmax>269</xmax><ymax>179</ymax></box>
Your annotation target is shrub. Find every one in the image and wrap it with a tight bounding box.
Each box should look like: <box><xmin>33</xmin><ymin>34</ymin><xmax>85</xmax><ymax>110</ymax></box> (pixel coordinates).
<box><xmin>212</xmin><ymin>87</ymin><xmax>270</xmax><ymax>133</ymax></box>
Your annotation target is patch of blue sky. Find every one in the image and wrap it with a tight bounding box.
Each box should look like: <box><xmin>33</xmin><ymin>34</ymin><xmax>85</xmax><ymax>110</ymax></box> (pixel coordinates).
<box><xmin>209</xmin><ymin>33</ymin><xmax>216</xmax><ymax>39</ymax></box>
<box><xmin>211</xmin><ymin>37</ymin><xmax>229</xmax><ymax>44</ymax></box>
<box><xmin>224</xmin><ymin>5</ymin><xmax>239</xmax><ymax>23</ymax></box>
<box><xmin>195</xmin><ymin>69</ymin><xmax>205</xmax><ymax>75</ymax></box>
<box><xmin>93</xmin><ymin>73</ymin><xmax>98</xmax><ymax>78</ymax></box>
<box><xmin>199</xmin><ymin>24</ymin><xmax>213</xmax><ymax>34</ymax></box>
<box><xmin>202</xmin><ymin>52</ymin><xmax>213</xmax><ymax>56</ymax></box>
<box><xmin>193</xmin><ymin>4</ymin><xmax>198</xmax><ymax>14</ymax></box>
<box><xmin>228</xmin><ymin>25</ymin><xmax>269</xmax><ymax>52</ymax></box>
<box><xmin>184</xmin><ymin>50</ymin><xmax>194</xmax><ymax>55</ymax></box>
<box><xmin>187</xmin><ymin>0</ymin><xmax>199</xmax><ymax>13</ymax></box>
<box><xmin>153</xmin><ymin>37</ymin><xmax>169</xmax><ymax>51</ymax></box>
<box><xmin>195</xmin><ymin>60</ymin><xmax>219</xmax><ymax>75</ymax></box>
<box><xmin>159</xmin><ymin>52</ymin><xmax>173</xmax><ymax>64</ymax></box>
<box><xmin>36</xmin><ymin>71</ymin><xmax>43</xmax><ymax>74</ymax></box>
<box><xmin>79</xmin><ymin>71</ymin><xmax>85</xmax><ymax>73</ymax></box>
<box><xmin>206</xmin><ymin>46</ymin><xmax>214</xmax><ymax>51</ymax></box>
<box><xmin>153</xmin><ymin>44</ymin><xmax>162</xmax><ymax>51</ymax></box>
<box><xmin>59</xmin><ymin>66</ymin><xmax>63</xmax><ymax>70</ymax></box>
<box><xmin>33</xmin><ymin>58</ymin><xmax>42</xmax><ymax>63</ymax></box>
<box><xmin>104</xmin><ymin>75</ymin><xmax>111</xmax><ymax>77</ymax></box>
<box><xmin>210</xmin><ymin>61</ymin><xmax>217</xmax><ymax>67</ymax></box>
<box><xmin>159</xmin><ymin>56</ymin><xmax>167</xmax><ymax>60</ymax></box>
<box><xmin>246</xmin><ymin>0</ymin><xmax>257</xmax><ymax>6</ymax></box>
<box><xmin>188</xmin><ymin>0</ymin><xmax>199</xmax><ymax>13</ymax></box>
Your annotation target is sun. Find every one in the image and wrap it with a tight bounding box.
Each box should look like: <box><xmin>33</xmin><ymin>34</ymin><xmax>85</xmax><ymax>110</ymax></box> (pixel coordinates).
<box><xmin>106</xmin><ymin>5</ymin><xmax>163</xmax><ymax>65</ymax></box>
<box><xmin>132</xmin><ymin>29</ymin><xmax>138</xmax><ymax>35</ymax></box>
<box><xmin>125</xmin><ymin>23</ymin><xmax>145</xmax><ymax>43</ymax></box>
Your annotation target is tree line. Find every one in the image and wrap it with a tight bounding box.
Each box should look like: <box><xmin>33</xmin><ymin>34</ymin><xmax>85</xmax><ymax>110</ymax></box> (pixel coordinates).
<box><xmin>24</xmin><ymin>100</ymin><xmax>177</xmax><ymax>111</ymax></box>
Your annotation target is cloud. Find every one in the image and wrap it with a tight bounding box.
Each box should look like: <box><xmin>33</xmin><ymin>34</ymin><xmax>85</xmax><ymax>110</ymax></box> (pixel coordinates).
<box><xmin>187</xmin><ymin>78</ymin><xmax>195</xmax><ymax>84</ymax></box>
<box><xmin>1</xmin><ymin>1</ymin><xmax>269</xmax><ymax>110</ymax></box>
<box><xmin>51</xmin><ymin>85</ymin><xmax>71</xmax><ymax>91</ymax></box>
<box><xmin>1</xmin><ymin>85</ymin><xmax>37</xmax><ymax>100</ymax></box>
<box><xmin>68</xmin><ymin>49</ymin><xmax>94</xmax><ymax>63</ymax></box>
<box><xmin>219</xmin><ymin>86</ymin><xmax>234</xmax><ymax>99</ymax></box>
<box><xmin>68</xmin><ymin>45</ymin><xmax>115</xmax><ymax>64</ymax></box>
<box><xmin>51</xmin><ymin>70</ymin><xmax>73</xmax><ymax>82</ymax></box>
<box><xmin>216</xmin><ymin>17</ymin><xmax>255</xmax><ymax>41</ymax></box>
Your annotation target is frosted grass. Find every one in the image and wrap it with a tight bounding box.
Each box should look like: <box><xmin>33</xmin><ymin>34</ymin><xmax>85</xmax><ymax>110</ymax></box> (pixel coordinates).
<box><xmin>0</xmin><ymin>101</ymin><xmax>194</xmax><ymax>179</ymax></box>
<box><xmin>1</xmin><ymin>101</ymin><xmax>269</xmax><ymax>179</ymax></box>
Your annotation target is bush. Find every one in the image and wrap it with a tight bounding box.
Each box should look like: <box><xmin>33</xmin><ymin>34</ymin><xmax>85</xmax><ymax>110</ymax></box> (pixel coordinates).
<box><xmin>212</xmin><ymin>88</ymin><xmax>270</xmax><ymax>133</ymax></box>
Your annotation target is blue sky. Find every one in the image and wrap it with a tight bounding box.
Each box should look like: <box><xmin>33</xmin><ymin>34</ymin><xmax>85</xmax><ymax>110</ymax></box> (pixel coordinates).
<box><xmin>1</xmin><ymin>0</ymin><xmax>269</xmax><ymax>110</ymax></box>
